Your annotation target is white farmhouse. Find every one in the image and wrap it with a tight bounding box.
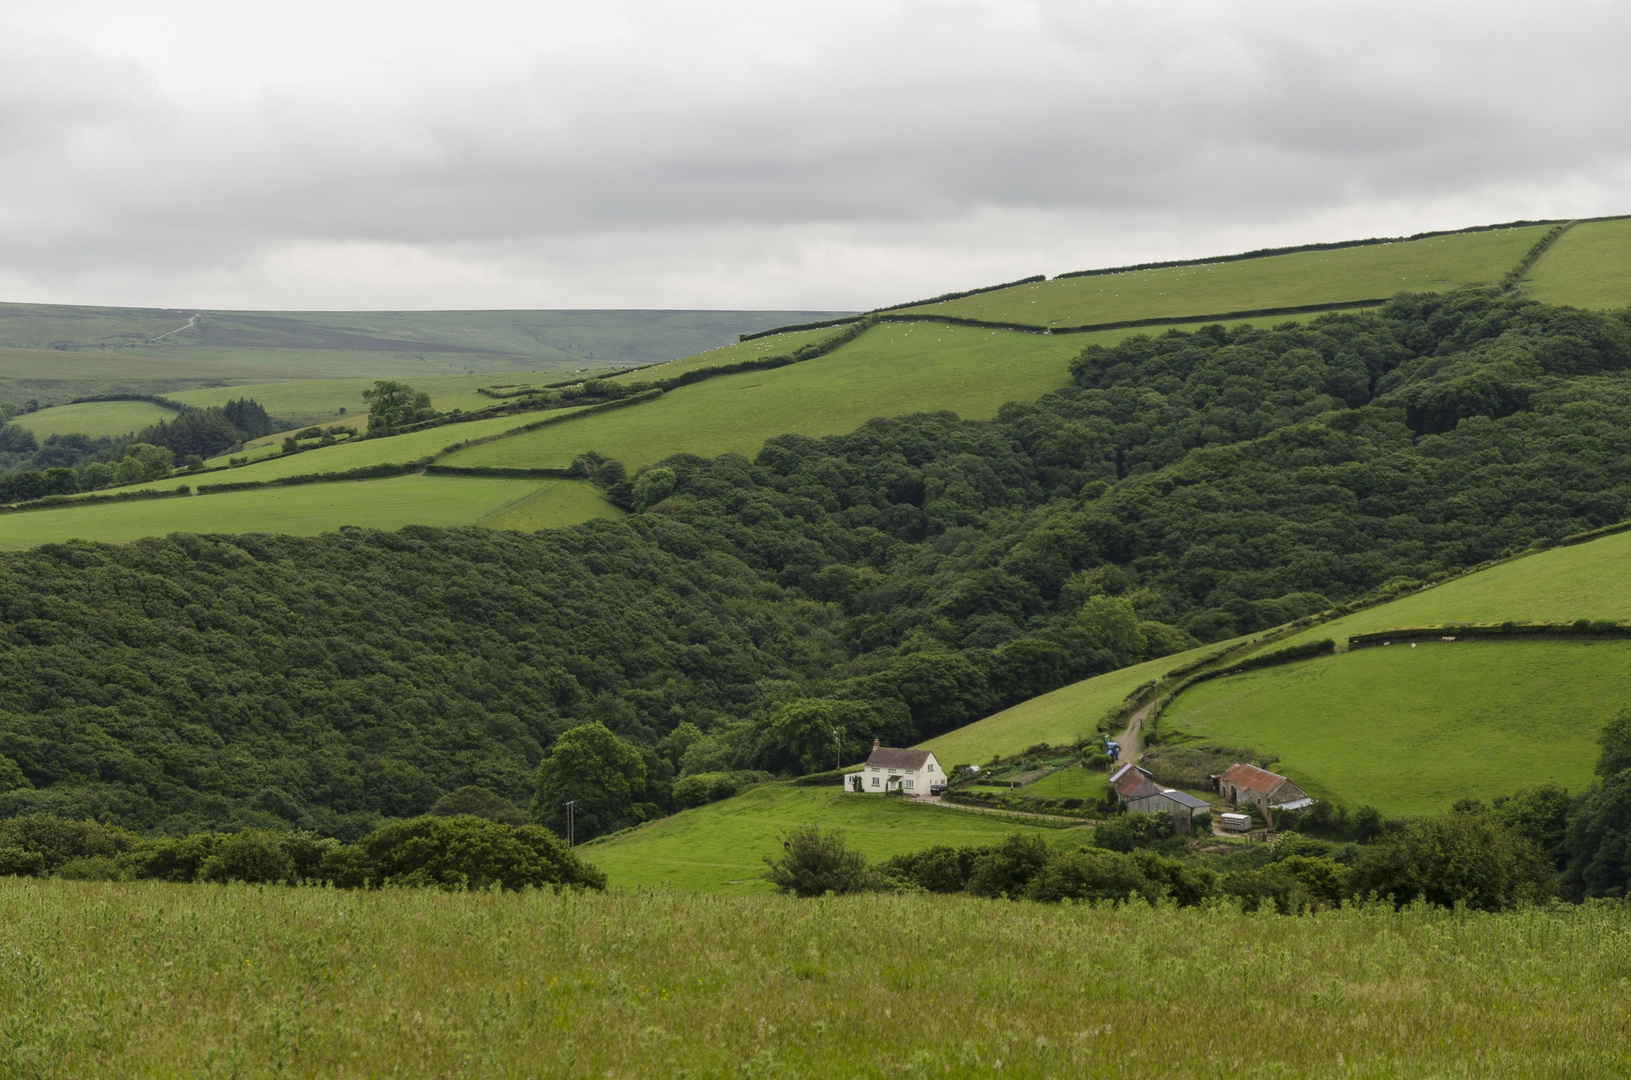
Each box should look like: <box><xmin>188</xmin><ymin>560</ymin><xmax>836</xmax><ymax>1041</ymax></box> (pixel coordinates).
<box><xmin>846</xmin><ymin>739</ymin><xmax>943</xmax><ymax>794</ymax></box>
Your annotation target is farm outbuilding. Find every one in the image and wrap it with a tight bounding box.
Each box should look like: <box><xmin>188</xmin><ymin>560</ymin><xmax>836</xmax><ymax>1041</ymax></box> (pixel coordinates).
<box><xmin>1111</xmin><ymin>762</ymin><xmax>1212</xmax><ymax>832</ymax></box>
<box><xmin>1213</xmin><ymin>763</ymin><xmax>1312</xmax><ymax>815</ymax></box>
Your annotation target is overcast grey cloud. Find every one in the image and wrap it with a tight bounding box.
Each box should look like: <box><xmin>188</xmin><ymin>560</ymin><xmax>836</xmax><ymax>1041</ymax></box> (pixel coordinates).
<box><xmin>1</xmin><ymin>0</ymin><xmax>1627</xmax><ymax>309</ymax></box>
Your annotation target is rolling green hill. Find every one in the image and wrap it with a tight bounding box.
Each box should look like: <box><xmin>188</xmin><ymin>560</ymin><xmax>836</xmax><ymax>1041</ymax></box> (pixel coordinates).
<box><xmin>894</xmin><ymin>223</ymin><xmax>1551</xmax><ymax>328</ymax></box>
<box><xmin>579</xmin><ymin>783</ymin><xmax>1079</xmax><ymax>891</ymax></box>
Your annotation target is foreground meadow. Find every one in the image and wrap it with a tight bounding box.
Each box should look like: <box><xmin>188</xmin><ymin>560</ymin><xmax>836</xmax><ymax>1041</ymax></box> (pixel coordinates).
<box><xmin>0</xmin><ymin>880</ymin><xmax>1624</xmax><ymax>1079</ymax></box>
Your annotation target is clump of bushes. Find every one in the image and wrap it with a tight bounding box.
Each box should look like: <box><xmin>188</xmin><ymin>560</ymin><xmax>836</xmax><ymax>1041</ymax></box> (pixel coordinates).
<box><xmin>672</xmin><ymin>770</ymin><xmax>774</xmax><ymax>809</ymax></box>
<box><xmin>0</xmin><ymin>813</ymin><xmax>606</xmax><ymax>891</ymax></box>
<box><xmin>765</xmin><ymin>805</ymin><xmax>1561</xmax><ymax>913</ymax></box>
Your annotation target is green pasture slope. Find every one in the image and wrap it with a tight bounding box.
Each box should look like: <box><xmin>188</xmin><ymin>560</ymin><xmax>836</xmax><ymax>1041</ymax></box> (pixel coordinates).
<box><xmin>900</xmin><ymin>223</ymin><xmax>1550</xmax><ymax>328</ymax></box>
<box><xmin>109</xmin><ymin>407</ymin><xmax>595</xmax><ymax>493</ymax></box>
<box><xmin>0</xmin><ymin>475</ymin><xmax>617</xmax><ymax>549</ymax></box>
<box><xmin>441</xmin><ymin>321</ymin><xmax>1108</xmax><ymax>471</ymax></box>
<box><xmin>580</xmin><ymin>784</ymin><xmax>1080</xmax><ymax>891</ymax></box>
<box><xmin>1523</xmin><ymin>217</ymin><xmax>1631</xmax><ymax>311</ymax></box>
<box><xmin>1159</xmin><ymin>640</ymin><xmax>1626</xmax><ymax>815</ymax></box>
<box><xmin>605</xmin><ymin>324</ymin><xmax>837</xmax><ymax>384</ymax></box>
<box><xmin>1275</xmin><ymin>527</ymin><xmax>1631</xmax><ymax>649</ymax></box>
<box><xmin>9</xmin><ymin>399</ymin><xmax>178</xmax><ymax>440</ymax></box>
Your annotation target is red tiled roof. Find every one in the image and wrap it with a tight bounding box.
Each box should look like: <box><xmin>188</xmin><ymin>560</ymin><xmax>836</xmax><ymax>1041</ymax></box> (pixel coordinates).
<box><xmin>866</xmin><ymin>747</ymin><xmax>933</xmax><ymax>770</ymax></box>
<box><xmin>1219</xmin><ymin>763</ymin><xmax>1288</xmax><ymax>796</ymax></box>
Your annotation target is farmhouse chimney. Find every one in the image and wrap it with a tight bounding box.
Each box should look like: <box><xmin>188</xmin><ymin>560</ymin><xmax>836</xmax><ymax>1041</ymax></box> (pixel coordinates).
<box><xmin>873</xmin><ymin>738</ymin><xmax>880</xmax><ymax>749</ymax></box>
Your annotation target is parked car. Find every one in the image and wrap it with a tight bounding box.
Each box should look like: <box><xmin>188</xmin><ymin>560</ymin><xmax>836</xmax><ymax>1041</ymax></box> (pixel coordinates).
<box><xmin>929</xmin><ymin>782</ymin><xmax>948</xmax><ymax>796</ymax></box>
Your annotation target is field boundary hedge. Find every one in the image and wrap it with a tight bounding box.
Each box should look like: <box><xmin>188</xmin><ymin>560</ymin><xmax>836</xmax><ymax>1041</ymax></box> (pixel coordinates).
<box><xmin>63</xmin><ymin>393</ymin><xmax>191</xmax><ymax>413</ymax></box>
<box><xmin>0</xmin><ymin>487</ymin><xmax>190</xmax><ymax>516</ymax></box>
<box><xmin>1503</xmin><ymin>221</ymin><xmax>1577</xmax><ymax>290</ymax></box>
<box><xmin>423</xmin><ymin>465</ymin><xmax>571</xmax><ymax>479</ymax></box>
<box><xmin>1348</xmin><ymin>621</ymin><xmax>1631</xmax><ymax>647</ymax></box>
<box><xmin>195</xmin><ymin>461</ymin><xmax>428</xmax><ymax>494</ymax></box>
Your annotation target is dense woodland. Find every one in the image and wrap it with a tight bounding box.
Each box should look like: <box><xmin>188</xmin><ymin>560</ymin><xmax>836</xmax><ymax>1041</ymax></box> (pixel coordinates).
<box><xmin>0</xmin><ymin>291</ymin><xmax>1629</xmax><ymax>894</ymax></box>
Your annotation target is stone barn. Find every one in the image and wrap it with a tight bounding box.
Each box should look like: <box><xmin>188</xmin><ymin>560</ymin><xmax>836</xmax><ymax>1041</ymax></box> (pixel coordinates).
<box><xmin>1214</xmin><ymin>763</ymin><xmax>1313</xmax><ymax>815</ymax></box>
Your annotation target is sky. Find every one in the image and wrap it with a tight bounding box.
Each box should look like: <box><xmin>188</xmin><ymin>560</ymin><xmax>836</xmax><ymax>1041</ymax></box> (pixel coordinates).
<box><xmin>2</xmin><ymin>0</ymin><xmax>1628</xmax><ymax>311</ymax></box>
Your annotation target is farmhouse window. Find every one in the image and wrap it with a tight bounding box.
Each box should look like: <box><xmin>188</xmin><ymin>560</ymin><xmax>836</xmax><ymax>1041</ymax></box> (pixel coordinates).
<box><xmin>905</xmin><ymin>780</ymin><xmax>914</xmax><ymax>789</ymax></box>
<box><xmin>871</xmin><ymin>777</ymin><xmax>879</xmax><ymax>787</ymax></box>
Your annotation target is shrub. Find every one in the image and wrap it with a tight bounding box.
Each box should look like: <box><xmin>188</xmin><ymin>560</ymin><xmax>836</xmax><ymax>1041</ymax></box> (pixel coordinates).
<box><xmin>362</xmin><ymin>815</ymin><xmax>605</xmax><ymax>891</ymax></box>
<box><xmin>966</xmin><ymin>833</ymin><xmax>1053</xmax><ymax>899</ymax></box>
<box><xmin>1023</xmin><ymin>848</ymin><xmax>1163</xmax><ymax>905</ymax></box>
<box><xmin>1352</xmin><ymin>813</ymin><xmax>1556</xmax><ymax>911</ymax></box>
<box><xmin>877</xmin><ymin>845</ymin><xmax>976</xmax><ymax>894</ymax></box>
<box><xmin>200</xmin><ymin>829</ymin><xmax>297</xmax><ymax>885</ymax></box>
<box><xmin>0</xmin><ymin>815</ymin><xmax>137</xmax><ymax>874</ymax></box>
<box><xmin>1224</xmin><ymin>866</ymin><xmax>1312</xmax><ymax>913</ymax></box>
<box><xmin>673</xmin><ymin>772</ymin><xmax>739</xmax><ymax>809</ymax></box>
<box><xmin>1090</xmin><ymin>812</ymin><xmax>1174</xmax><ymax>852</ymax></box>
<box><xmin>121</xmin><ymin>833</ymin><xmax>220</xmax><ymax>882</ymax></box>
<box><xmin>762</xmin><ymin>825</ymin><xmax>872</xmax><ymax>897</ymax></box>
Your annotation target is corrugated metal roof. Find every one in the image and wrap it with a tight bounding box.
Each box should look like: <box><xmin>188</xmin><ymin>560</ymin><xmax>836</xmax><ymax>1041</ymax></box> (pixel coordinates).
<box><xmin>866</xmin><ymin>747</ymin><xmax>933</xmax><ymax>770</ymax></box>
<box><xmin>1159</xmin><ymin>789</ymin><xmax>1211</xmax><ymax>809</ymax></box>
<box><xmin>1273</xmin><ymin>797</ymin><xmax>1316</xmax><ymax>811</ymax></box>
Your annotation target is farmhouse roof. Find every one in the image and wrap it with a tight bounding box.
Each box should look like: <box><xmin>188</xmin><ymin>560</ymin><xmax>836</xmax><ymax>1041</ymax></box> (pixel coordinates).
<box><xmin>866</xmin><ymin>746</ymin><xmax>933</xmax><ymax>770</ymax></box>
<box><xmin>1110</xmin><ymin>763</ymin><xmax>1160</xmax><ymax>800</ymax></box>
<box><xmin>1218</xmin><ymin>763</ymin><xmax>1290</xmax><ymax>796</ymax></box>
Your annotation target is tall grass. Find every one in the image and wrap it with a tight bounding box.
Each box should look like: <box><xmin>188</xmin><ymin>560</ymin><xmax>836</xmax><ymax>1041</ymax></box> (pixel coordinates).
<box><xmin>1</xmin><ymin>879</ymin><xmax>1624</xmax><ymax>1078</ymax></box>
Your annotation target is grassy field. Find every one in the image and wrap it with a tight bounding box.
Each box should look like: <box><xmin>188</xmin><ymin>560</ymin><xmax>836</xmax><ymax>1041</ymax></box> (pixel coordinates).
<box><xmin>1277</xmin><ymin>529</ymin><xmax>1631</xmax><ymax>650</ymax></box>
<box><xmin>167</xmin><ymin>371</ymin><xmax>614</xmax><ymax>429</ymax></box>
<box><xmin>0</xmin><ymin>879</ymin><xmax>1624</xmax><ymax>1079</ymax></box>
<box><xmin>440</xmin><ymin>321</ymin><xmax>1095</xmax><ymax>471</ymax></box>
<box><xmin>473</xmin><ymin>481</ymin><xmax>624</xmax><ymax>530</ymax></box>
<box><xmin>1020</xmin><ymin>768</ymin><xmax>1113</xmax><ymax>802</ymax></box>
<box><xmin>1522</xmin><ymin>217</ymin><xmax>1631</xmax><ymax>311</ymax></box>
<box><xmin>900</xmin><ymin>224</ymin><xmax>1550</xmax><ymax>328</ymax></box>
<box><xmin>0</xmin><ymin>475</ymin><xmax>614</xmax><ymax>548</ymax></box>
<box><xmin>9</xmin><ymin>399</ymin><xmax>179</xmax><ymax>439</ymax></box>
<box><xmin>1160</xmin><ymin>640</ymin><xmax>1627</xmax><ymax>814</ymax></box>
<box><xmin>580</xmin><ymin>784</ymin><xmax>1082</xmax><ymax>892</ymax></box>
<box><xmin>109</xmin><ymin>408</ymin><xmax>593</xmax><ymax>490</ymax></box>
<box><xmin>606</xmin><ymin>325</ymin><xmax>838</xmax><ymax>384</ymax></box>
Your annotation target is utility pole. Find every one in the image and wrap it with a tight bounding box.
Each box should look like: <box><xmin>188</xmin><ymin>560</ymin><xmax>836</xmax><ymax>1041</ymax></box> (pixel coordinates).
<box><xmin>564</xmin><ymin>800</ymin><xmax>576</xmax><ymax>848</ymax></box>
<box><xmin>833</xmin><ymin>725</ymin><xmax>845</xmax><ymax>771</ymax></box>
